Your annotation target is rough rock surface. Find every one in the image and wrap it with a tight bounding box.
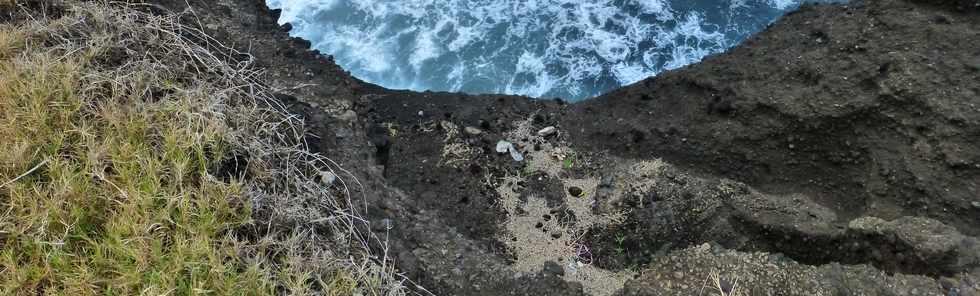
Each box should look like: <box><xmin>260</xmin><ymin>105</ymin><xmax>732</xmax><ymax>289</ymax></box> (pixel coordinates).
<box><xmin>620</xmin><ymin>244</ymin><xmax>951</xmax><ymax>296</ymax></box>
<box><xmin>568</xmin><ymin>0</ymin><xmax>980</xmax><ymax>238</ymax></box>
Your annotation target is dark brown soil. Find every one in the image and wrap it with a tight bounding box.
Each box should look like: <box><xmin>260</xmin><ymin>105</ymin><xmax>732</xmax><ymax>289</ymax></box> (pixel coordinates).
<box><xmin>51</xmin><ymin>0</ymin><xmax>980</xmax><ymax>294</ymax></box>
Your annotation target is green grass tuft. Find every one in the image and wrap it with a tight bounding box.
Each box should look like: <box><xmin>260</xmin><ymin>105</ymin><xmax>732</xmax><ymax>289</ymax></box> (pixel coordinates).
<box><xmin>0</xmin><ymin>2</ymin><xmax>409</xmax><ymax>295</ymax></box>
<box><xmin>0</xmin><ymin>12</ymin><xmax>278</xmax><ymax>296</ymax></box>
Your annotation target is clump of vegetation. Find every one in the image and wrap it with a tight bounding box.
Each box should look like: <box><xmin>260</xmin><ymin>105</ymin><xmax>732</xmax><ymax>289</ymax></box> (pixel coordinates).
<box><xmin>0</xmin><ymin>2</ymin><xmax>405</xmax><ymax>295</ymax></box>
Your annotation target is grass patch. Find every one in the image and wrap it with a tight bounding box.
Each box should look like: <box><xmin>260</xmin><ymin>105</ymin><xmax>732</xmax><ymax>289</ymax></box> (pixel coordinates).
<box><xmin>0</xmin><ymin>2</ymin><xmax>407</xmax><ymax>295</ymax></box>
<box><xmin>0</xmin><ymin>7</ymin><xmax>276</xmax><ymax>296</ymax></box>
<box><xmin>0</xmin><ymin>26</ymin><xmax>270</xmax><ymax>296</ymax></box>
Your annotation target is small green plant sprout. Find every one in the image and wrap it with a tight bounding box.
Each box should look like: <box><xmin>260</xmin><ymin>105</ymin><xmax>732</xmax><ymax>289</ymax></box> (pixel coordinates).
<box><xmin>562</xmin><ymin>152</ymin><xmax>577</xmax><ymax>169</ymax></box>
<box><xmin>384</xmin><ymin>122</ymin><xmax>399</xmax><ymax>137</ymax></box>
<box><xmin>612</xmin><ymin>233</ymin><xmax>627</xmax><ymax>255</ymax></box>
<box><xmin>615</xmin><ymin>233</ymin><xmax>627</xmax><ymax>245</ymax></box>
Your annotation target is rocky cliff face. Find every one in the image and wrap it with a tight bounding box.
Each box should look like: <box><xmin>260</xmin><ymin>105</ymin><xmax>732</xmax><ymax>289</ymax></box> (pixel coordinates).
<box><xmin>148</xmin><ymin>0</ymin><xmax>979</xmax><ymax>294</ymax></box>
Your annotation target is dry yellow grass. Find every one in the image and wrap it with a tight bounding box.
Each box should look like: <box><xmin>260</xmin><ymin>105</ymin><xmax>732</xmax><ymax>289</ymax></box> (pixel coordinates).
<box><xmin>0</xmin><ymin>2</ymin><xmax>407</xmax><ymax>295</ymax></box>
<box><xmin>0</xmin><ymin>28</ymin><xmax>269</xmax><ymax>296</ymax></box>
<box><xmin>0</xmin><ymin>9</ymin><xmax>277</xmax><ymax>296</ymax></box>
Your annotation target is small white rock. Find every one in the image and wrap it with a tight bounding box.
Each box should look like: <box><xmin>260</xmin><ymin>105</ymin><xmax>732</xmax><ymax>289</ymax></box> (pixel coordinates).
<box><xmin>318</xmin><ymin>171</ymin><xmax>337</xmax><ymax>185</ymax></box>
<box><xmin>464</xmin><ymin>126</ymin><xmax>483</xmax><ymax>135</ymax></box>
<box><xmin>494</xmin><ymin>140</ymin><xmax>524</xmax><ymax>161</ymax></box>
<box><xmin>417</xmin><ymin>110</ymin><xmax>424</xmax><ymax>117</ymax></box>
<box><xmin>496</xmin><ymin>141</ymin><xmax>513</xmax><ymax>154</ymax></box>
<box><xmin>440</xmin><ymin>120</ymin><xmax>456</xmax><ymax>131</ymax></box>
<box><xmin>509</xmin><ymin>146</ymin><xmax>524</xmax><ymax>162</ymax></box>
<box><xmin>537</xmin><ymin>126</ymin><xmax>557</xmax><ymax>137</ymax></box>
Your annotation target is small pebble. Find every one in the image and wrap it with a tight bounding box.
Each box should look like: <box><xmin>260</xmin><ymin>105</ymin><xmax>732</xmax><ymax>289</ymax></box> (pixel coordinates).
<box><xmin>337</xmin><ymin>110</ymin><xmax>357</xmax><ymax>122</ymax></box>
<box><xmin>496</xmin><ymin>141</ymin><xmax>513</xmax><ymax>154</ymax></box>
<box><xmin>538</xmin><ymin>126</ymin><xmax>557</xmax><ymax>137</ymax></box>
<box><xmin>464</xmin><ymin>126</ymin><xmax>483</xmax><ymax>135</ymax></box>
<box><xmin>509</xmin><ymin>147</ymin><xmax>524</xmax><ymax>162</ymax></box>
<box><xmin>497</xmin><ymin>140</ymin><xmax>524</xmax><ymax>161</ymax></box>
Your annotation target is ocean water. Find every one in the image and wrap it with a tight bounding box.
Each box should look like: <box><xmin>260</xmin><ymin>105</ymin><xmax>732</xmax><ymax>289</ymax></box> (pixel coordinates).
<box><xmin>268</xmin><ymin>0</ymin><xmax>803</xmax><ymax>101</ymax></box>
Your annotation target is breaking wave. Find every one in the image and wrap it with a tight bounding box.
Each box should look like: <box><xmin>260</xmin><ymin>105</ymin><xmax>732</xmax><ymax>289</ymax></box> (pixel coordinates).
<box><xmin>268</xmin><ymin>0</ymin><xmax>803</xmax><ymax>101</ymax></box>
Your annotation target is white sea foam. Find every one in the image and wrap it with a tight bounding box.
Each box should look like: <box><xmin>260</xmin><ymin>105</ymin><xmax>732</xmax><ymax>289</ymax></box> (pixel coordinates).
<box><xmin>409</xmin><ymin>29</ymin><xmax>441</xmax><ymax>73</ymax></box>
<box><xmin>768</xmin><ymin>0</ymin><xmax>799</xmax><ymax>10</ymax></box>
<box><xmin>637</xmin><ymin>0</ymin><xmax>675</xmax><ymax>20</ymax></box>
<box><xmin>268</xmin><ymin>0</ymin><xmax>803</xmax><ymax>100</ymax></box>
<box><xmin>268</xmin><ymin>0</ymin><xmax>339</xmax><ymax>22</ymax></box>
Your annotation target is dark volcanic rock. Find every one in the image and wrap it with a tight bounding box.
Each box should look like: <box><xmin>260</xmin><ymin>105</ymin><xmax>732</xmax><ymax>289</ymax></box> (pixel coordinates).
<box><xmin>567</xmin><ymin>0</ymin><xmax>980</xmax><ymax>237</ymax></box>
<box><xmin>912</xmin><ymin>0</ymin><xmax>980</xmax><ymax>11</ymax></box>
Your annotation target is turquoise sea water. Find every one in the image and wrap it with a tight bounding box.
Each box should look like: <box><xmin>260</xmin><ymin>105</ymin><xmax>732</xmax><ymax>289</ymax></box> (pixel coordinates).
<box><xmin>268</xmin><ymin>0</ymin><xmax>804</xmax><ymax>101</ymax></box>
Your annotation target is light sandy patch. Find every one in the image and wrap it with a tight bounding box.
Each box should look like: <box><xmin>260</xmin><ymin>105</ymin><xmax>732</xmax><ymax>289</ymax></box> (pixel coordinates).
<box><xmin>438</xmin><ymin>120</ymin><xmax>477</xmax><ymax>168</ymax></box>
<box><xmin>494</xmin><ymin>116</ymin><xmax>634</xmax><ymax>296</ymax></box>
